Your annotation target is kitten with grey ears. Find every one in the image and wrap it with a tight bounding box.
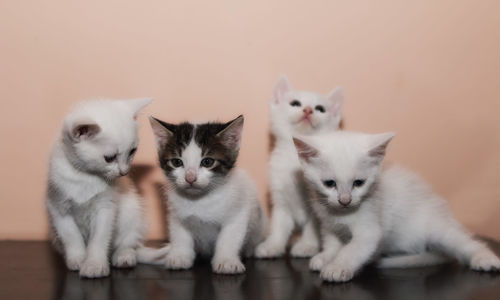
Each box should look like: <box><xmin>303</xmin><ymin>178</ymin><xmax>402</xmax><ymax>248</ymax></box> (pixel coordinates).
<box><xmin>150</xmin><ymin>115</ymin><xmax>266</xmax><ymax>274</ymax></box>
<box><xmin>294</xmin><ymin>131</ymin><xmax>500</xmax><ymax>283</ymax></box>
<box><xmin>46</xmin><ymin>99</ymin><xmax>169</xmax><ymax>278</ymax></box>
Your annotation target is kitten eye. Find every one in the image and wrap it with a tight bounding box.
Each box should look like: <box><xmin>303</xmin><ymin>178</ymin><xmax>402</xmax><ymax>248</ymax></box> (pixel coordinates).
<box><xmin>353</xmin><ymin>179</ymin><xmax>366</xmax><ymax>188</ymax></box>
<box><xmin>129</xmin><ymin>148</ymin><xmax>137</xmax><ymax>157</ymax></box>
<box><xmin>323</xmin><ymin>180</ymin><xmax>336</xmax><ymax>188</ymax></box>
<box><xmin>290</xmin><ymin>100</ymin><xmax>301</xmax><ymax>107</ymax></box>
<box><xmin>104</xmin><ymin>154</ymin><xmax>117</xmax><ymax>163</ymax></box>
<box><xmin>200</xmin><ymin>157</ymin><xmax>215</xmax><ymax>168</ymax></box>
<box><xmin>315</xmin><ymin>105</ymin><xmax>325</xmax><ymax>113</ymax></box>
<box><xmin>170</xmin><ymin>158</ymin><xmax>184</xmax><ymax>168</ymax></box>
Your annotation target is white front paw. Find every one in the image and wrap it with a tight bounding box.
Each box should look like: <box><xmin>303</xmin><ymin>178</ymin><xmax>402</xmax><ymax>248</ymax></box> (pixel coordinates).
<box><xmin>79</xmin><ymin>257</ymin><xmax>110</xmax><ymax>278</ymax></box>
<box><xmin>255</xmin><ymin>241</ymin><xmax>285</xmax><ymax>258</ymax></box>
<box><xmin>291</xmin><ymin>241</ymin><xmax>319</xmax><ymax>258</ymax></box>
<box><xmin>470</xmin><ymin>251</ymin><xmax>500</xmax><ymax>272</ymax></box>
<box><xmin>309</xmin><ymin>253</ymin><xmax>327</xmax><ymax>272</ymax></box>
<box><xmin>165</xmin><ymin>252</ymin><xmax>194</xmax><ymax>270</ymax></box>
<box><xmin>112</xmin><ymin>248</ymin><xmax>137</xmax><ymax>268</ymax></box>
<box><xmin>65</xmin><ymin>251</ymin><xmax>86</xmax><ymax>271</ymax></box>
<box><xmin>320</xmin><ymin>263</ymin><xmax>355</xmax><ymax>282</ymax></box>
<box><xmin>212</xmin><ymin>257</ymin><xmax>246</xmax><ymax>274</ymax></box>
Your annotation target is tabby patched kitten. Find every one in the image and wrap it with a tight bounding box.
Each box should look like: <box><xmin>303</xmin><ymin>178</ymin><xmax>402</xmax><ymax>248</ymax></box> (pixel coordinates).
<box><xmin>256</xmin><ymin>75</ymin><xmax>344</xmax><ymax>258</ymax></box>
<box><xmin>46</xmin><ymin>99</ymin><xmax>169</xmax><ymax>278</ymax></box>
<box><xmin>150</xmin><ymin>115</ymin><xmax>266</xmax><ymax>274</ymax></box>
<box><xmin>293</xmin><ymin>131</ymin><xmax>500</xmax><ymax>282</ymax></box>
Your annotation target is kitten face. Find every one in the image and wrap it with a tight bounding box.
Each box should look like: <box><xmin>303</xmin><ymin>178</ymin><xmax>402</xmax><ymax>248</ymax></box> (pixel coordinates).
<box><xmin>293</xmin><ymin>132</ymin><xmax>394</xmax><ymax>210</ymax></box>
<box><xmin>271</xmin><ymin>75</ymin><xmax>344</xmax><ymax>136</ymax></box>
<box><xmin>63</xmin><ymin>98</ymin><xmax>152</xmax><ymax>181</ymax></box>
<box><xmin>150</xmin><ymin>115</ymin><xmax>244</xmax><ymax>197</ymax></box>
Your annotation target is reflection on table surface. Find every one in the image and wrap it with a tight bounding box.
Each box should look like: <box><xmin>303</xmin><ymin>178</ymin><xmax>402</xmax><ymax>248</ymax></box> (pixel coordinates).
<box><xmin>1</xmin><ymin>241</ymin><xmax>500</xmax><ymax>300</ymax></box>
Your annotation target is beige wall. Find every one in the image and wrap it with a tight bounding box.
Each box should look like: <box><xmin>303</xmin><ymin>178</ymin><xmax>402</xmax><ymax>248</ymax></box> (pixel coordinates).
<box><xmin>1</xmin><ymin>1</ymin><xmax>499</xmax><ymax>240</ymax></box>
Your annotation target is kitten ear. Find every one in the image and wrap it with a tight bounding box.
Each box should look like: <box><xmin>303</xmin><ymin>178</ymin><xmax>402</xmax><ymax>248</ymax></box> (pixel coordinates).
<box><xmin>149</xmin><ymin>116</ymin><xmax>173</xmax><ymax>149</ymax></box>
<box><xmin>70</xmin><ymin>119</ymin><xmax>101</xmax><ymax>141</ymax></box>
<box><xmin>293</xmin><ymin>137</ymin><xmax>319</xmax><ymax>163</ymax></box>
<box><xmin>216</xmin><ymin>115</ymin><xmax>244</xmax><ymax>150</ymax></box>
<box><xmin>126</xmin><ymin>98</ymin><xmax>154</xmax><ymax>119</ymax></box>
<box><xmin>368</xmin><ymin>132</ymin><xmax>395</xmax><ymax>159</ymax></box>
<box><xmin>327</xmin><ymin>87</ymin><xmax>344</xmax><ymax>117</ymax></box>
<box><xmin>272</xmin><ymin>75</ymin><xmax>291</xmax><ymax>104</ymax></box>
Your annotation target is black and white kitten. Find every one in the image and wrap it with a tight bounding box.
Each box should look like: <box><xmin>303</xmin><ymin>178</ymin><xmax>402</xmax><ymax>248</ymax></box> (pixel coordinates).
<box><xmin>150</xmin><ymin>115</ymin><xmax>266</xmax><ymax>274</ymax></box>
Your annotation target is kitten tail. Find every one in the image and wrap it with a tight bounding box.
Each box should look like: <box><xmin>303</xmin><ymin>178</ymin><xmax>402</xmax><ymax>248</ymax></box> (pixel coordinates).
<box><xmin>376</xmin><ymin>253</ymin><xmax>450</xmax><ymax>269</ymax></box>
<box><xmin>136</xmin><ymin>244</ymin><xmax>170</xmax><ymax>265</ymax></box>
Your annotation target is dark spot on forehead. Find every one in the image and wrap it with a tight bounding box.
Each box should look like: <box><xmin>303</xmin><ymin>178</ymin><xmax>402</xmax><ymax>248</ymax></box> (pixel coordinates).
<box><xmin>161</xmin><ymin>122</ymin><xmax>194</xmax><ymax>155</ymax></box>
<box><xmin>194</xmin><ymin>122</ymin><xmax>229</xmax><ymax>155</ymax></box>
<box><xmin>194</xmin><ymin>122</ymin><xmax>239</xmax><ymax>175</ymax></box>
<box><xmin>156</xmin><ymin>121</ymin><xmax>194</xmax><ymax>173</ymax></box>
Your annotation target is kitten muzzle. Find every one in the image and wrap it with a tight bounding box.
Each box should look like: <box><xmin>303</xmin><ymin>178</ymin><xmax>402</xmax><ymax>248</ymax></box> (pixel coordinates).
<box><xmin>339</xmin><ymin>194</ymin><xmax>352</xmax><ymax>206</ymax></box>
<box><xmin>302</xmin><ymin>106</ymin><xmax>313</xmax><ymax>115</ymax></box>
<box><xmin>300</xmin><ymin>107</ymin><xmax>314</xmax><ymax>124</ymax></box>
<box><xmin>185</xmin><ymin>170</ymin><xmax>197</xmax><ymax>185</ymax></box>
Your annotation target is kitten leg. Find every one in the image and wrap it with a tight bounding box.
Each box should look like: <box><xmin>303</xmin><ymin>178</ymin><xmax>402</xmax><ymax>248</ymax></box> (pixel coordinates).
<box><xmin>320</xmin><ymin>225</ymin><xmax>382</xmax><ymax>282</ymax></box>
<box><xmin>80</xmin><ymin>200</ymin><xmax>115</xmax><ymax>278</ymax></box>
<box><xmin>291</xmin><ymin>218</ymin><xmax>320</xmax><ymax>258</ymax></box>
<box><xmin>429</xmin><ymin>216</ymin><xmax>500</xmax><ymax>272</ymax></box>
<box><xmin>310</xmin><ymin>231</ymin><xmax>342</xmax><ymax>272</ymax></box>
<box><xmin>112</xmin><ymin>193</ymin><xmax>145</xmax><ymax>268</ymax></box>
<box><xmin>212</xmin><ymin>210</ymin><xmax>250</xmax><ymax>274</ymax></box>
<box><xmin>255</xmin><ymin>206</ymin><xmax>294</xmax><ymax>258</ymax></box>
<box><xmin>165</xmin><ymin>215</ymin><xmax>196</xmax><ymax>270</ymax></box>
<box><xmin>48</xmin><ymin>203</ymin><xmax>86</xmax><ymax>271</ymax></box>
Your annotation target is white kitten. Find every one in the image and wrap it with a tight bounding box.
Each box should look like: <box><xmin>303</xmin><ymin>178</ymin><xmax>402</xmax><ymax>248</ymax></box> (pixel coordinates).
<box><xmin>256</xmin><ymin>75</ymin><xmax>344</xmax><ymax>258</ymax></box>
<box><xmin>46</xmin><ymin>98</ymin><xmax>169</xmax><ymax>278</ymax></box>
<box><xmin>293</xmin><ymin>131</ymin><xmax>500</xmax><ymax>282</ymax></box>
<box><xmin>149</xmin><ymin>115</ymin><xmax>266</xmax><ymax>274</ymax></box>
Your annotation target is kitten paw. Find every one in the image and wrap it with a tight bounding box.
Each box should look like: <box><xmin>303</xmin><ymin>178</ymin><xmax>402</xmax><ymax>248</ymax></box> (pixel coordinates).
<box><xmin>165</xmin><ymin>252</ymin><xmax>194</xmax><ymax>270</ymax></box>
<box><xmin>310</xmin><ymin>253</ymin><xmax>327</xmax><ymax>272</ymax></box>
<box><xmin>112</xmin><ymin>248</ymin><xmax>137</xmax><ymax>268</ymax></box>
<box><xmin>255</xmin><ymin>242</ymin><xmax>285</xmax><ymax>259</ymax></box>
<box><xmin>212</xmin><ymin>257</ymin><xmax>246</xmax><ymax>274</ymax></box>
<box><xmin>79</xmin><ymin>258</ymin><xmax>110</xmax><ymax>278</ymax></box>
<box><xmin>65</xmin><ymin>252</ymin><xmax>86</xmax><ymax>271</ymax></box>
<box><xmin>470</xmin><ymin>251</ymin><xmax>500</xmax><ymax>272</ymax></box>
<box><xmin>291</xmin><ymin>241</ymin><xmax>319</xmax><ymax>258</ymax></box>
<box><xmin>320</xmin><ymin>264</ymin><xmax>355</xmax><ymax>282</ymax></box>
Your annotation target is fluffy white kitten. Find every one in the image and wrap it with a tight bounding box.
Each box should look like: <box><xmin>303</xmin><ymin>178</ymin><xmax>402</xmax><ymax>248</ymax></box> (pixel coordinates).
<box><xmin>46</xmin><ymin>98</ymin><xmax>169</xmax><ymax>278</ymax></box>
<box><xmin>293</xmin><ymin>131</ymin><xmax>500</xmax><ymax>282</ymax></box>
<box><xmin>256</xmin><ymin>75</ymin><xmax>344</xmax><ymax>258</ymax></box>
<box><xmin>149</xmin><ymin>115</ymin><xmax>266</xmax><ymax>274</ymax></box>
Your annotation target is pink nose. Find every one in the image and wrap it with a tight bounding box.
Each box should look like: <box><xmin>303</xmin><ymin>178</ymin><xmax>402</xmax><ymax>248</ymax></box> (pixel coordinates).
<box><xmin>303</xmin><ymin>106</ymin><xmax>313</xmax><ymax>115</ymax></box>
<box><xmin>185</xmin><ymin>172</ymin><xmax>197</xmax><ymax>184</ymax></box>
<box><xmin>339</xmin><ymin>194</ymin><xmax>351</xmax><ymax>206</ymax></box>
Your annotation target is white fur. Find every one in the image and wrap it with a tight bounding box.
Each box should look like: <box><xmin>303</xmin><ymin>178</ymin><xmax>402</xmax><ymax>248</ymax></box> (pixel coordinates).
<box><xmin>165</xmin><ymin>168</ymin><xmax>265</xmax><ymax>274</ymax></box>
<box><xmin>256</xmin><ymin>75</ymin><xmax>344</xmax><ymax>258</ymax></box>
<box><xmin>46</xmin><ymin>98</ymin><xmax>168</xmax><ymax>278</ymax></box>
<box><xmin>295</xmin><ymin>131</ymin><xmax>500</xmax><ymax>282</ymax></box>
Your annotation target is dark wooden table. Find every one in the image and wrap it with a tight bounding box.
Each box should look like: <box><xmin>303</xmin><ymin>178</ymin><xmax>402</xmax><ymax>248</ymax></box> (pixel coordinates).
<box><xmin>1</xmin><ymin>240</ymin><xmax>500</xmax><ymax>300</ymax></box>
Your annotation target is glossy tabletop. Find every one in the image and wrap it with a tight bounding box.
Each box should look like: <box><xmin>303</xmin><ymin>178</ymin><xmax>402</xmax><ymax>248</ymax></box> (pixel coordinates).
<box><xmin>1</xmin><ymin>241</ymin><xmax>500</xmax><ymax>300</ymax></box>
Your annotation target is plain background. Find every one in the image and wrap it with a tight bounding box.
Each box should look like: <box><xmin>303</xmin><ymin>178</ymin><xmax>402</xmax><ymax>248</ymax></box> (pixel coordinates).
<box><xmin>1</xmin><ymin>1</ymin><xmax>499</xmax><ymax>240</ymax></box>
